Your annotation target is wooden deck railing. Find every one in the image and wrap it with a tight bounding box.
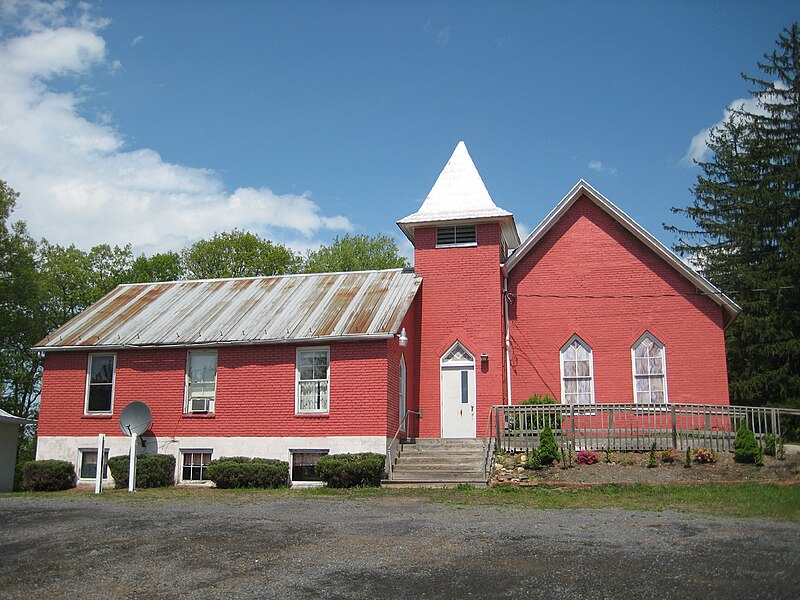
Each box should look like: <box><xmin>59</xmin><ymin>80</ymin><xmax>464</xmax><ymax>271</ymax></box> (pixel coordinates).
<box><xmin>486</xmin><ymin>403</ymin><xmax>800</xmax><ymax>456</ymax></box>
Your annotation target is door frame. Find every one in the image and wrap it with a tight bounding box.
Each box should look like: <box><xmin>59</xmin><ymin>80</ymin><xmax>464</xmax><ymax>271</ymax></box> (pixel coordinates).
<box><xmin>439</xmin><ymin>341</ymin><xmax>477</xmax><ymax>438</ymax></box>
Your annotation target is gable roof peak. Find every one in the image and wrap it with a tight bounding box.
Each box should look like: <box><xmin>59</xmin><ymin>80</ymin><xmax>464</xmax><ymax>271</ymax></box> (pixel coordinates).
<box><xmin>503</xmin><ymin>180</ymin><xmax>741</xmax><ymax>328</ymax></box>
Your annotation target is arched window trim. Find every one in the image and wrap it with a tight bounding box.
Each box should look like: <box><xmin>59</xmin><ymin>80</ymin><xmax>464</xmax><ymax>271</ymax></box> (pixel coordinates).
<box><xmin>631</xmin><ymin>333</ymin><xmax>668</xmax><ymax>405</ymax></box>
<box><xmin>440</xmin><ymin>341</ymin><xmax>475</xmax><ymax>368</ymax></box>
<box><xmin>559</xmin><ymin>335</ymin><xmax>595</xmax><ymax>405</ymax></box>
<box><xmin>399</xmin><ymin>354</ymin><xmax>407</xmax><ymax>430</ymax></box>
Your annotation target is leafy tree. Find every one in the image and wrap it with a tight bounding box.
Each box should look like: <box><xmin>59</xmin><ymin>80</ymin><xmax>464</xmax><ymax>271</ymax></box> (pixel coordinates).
<box><xmin>126</xmin><ymin>251</ymin><xmax>182</xmax><ymax>283</ymax></box>
<box><xmin>0</xmin><ymin>181</ymin><xmax>44</xmax><ymax>474</ymax></box>
<box><xmin>303</xmin><ymin>233</ymin><xmax>409</xmax><ymax>273</ymax></box>
<box><xmin>182</xmin><ymin>229</ymin><xmax>300</xmax><ymax>279</ymax></box>
<box><xmin>668</xmin><ymin>24</ymin><xmax>800</xmax><ymax>409</ymax></box>
<box><xmin>38</xmin><ymin>242</ymin><xmax>132</xmax><ymax>330</ymax></box>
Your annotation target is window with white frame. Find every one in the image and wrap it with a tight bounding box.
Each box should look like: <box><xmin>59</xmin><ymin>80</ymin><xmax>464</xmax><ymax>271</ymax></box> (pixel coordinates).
<box><xmin>296</xmin><ymin>347</ymin><xmax>330</xmax><ymax>413</ymax></box>
<box><xmin>399</xmin><ymin>355</ymin><xmax>407</xmax><ymax>429</ymax></box>
<box><xmin>632</xmin><ymin>335</ymin><xmax>667</xmax><ymax>404</ymax></box>
<box><xmin>181</xmin><ymin>450</ymin><xmax>212</xmax><ymax>482</ymax></box>
<box><xmin>86</xmin><ymin>354</ymin><xmax>116</xmax><ymax>413</ymax></box>
<box><xmin>560</xmin><ymin>336</ymin><xmax>594</xmax><ymax>405</ymax></box>
<box><xmin>436</xmin><ymin>225</ymin><xmax>477</xmax><ymax>247</ymax></box>
<box><xmin>79</xmin><ymin>449</ymin><xmax>109</xmax><ymax>479</ymax></box>
<box><xmin>186</xmin><ymin>351</ymin><xmax>217</xmax><ymax>413</ymax></box>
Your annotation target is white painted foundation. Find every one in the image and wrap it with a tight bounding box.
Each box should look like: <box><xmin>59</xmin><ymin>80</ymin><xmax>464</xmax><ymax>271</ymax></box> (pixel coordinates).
<box><xmin>37</xmin><ymin>435</ymin><xmax>388</xmax><ymax>486</ymax></box>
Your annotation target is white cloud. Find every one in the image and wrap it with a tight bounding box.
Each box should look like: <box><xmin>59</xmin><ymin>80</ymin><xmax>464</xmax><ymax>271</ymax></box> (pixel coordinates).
<box><xmin>515</xmin><ymin>221</ymin><xmax>531</xmax><ymax>243</ymax></box>
<box><xmin>131</xmin><ymin>34</ymin><xmax>143</xmax><ymax>47</ymax></box>
<box><xmin>0</xmin><ymin>2</ymin><xmax>352</xmax><ymax>254</ymax></box>
<box><xmin>682</xmin><ymin>84</ymin><xmax>785</xmax><ymax>165</ymax></box>
<box><xmin>437</xmin><ymin>26</ymin><xmax>450</xmax><ymax>47</ymax></box>
<box><xmin>587</xmin><ymin>160</ymin><xmax>617</xmax><ymax>176</ymax></box>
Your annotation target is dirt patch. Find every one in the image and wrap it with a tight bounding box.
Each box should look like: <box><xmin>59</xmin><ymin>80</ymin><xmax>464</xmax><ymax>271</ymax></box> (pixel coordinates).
<box><xmin>493</xmin><ymin>449</ymin><xmax>800</xmax><ymax>485</ymax></box>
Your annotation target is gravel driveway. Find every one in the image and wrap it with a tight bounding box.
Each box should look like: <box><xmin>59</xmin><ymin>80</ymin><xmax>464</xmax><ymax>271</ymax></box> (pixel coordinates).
<box><xmin>1</xmin><ymin>492</ymin><xmax>798</xmax><ymax>599</ymax></box>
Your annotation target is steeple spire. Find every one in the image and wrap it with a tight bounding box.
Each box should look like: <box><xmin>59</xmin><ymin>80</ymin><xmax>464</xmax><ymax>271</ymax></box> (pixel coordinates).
<box><xmin>397</xmin><ymin>141</ymin><xmax>520</xmax><ymax>247</ymax></box>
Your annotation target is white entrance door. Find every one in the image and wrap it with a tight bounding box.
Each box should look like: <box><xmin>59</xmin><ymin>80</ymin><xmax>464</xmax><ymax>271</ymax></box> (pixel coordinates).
<box><xmin>440</xmin><ymin>342</ymin><xmax>476</xmax><ymax>438</ymax></box>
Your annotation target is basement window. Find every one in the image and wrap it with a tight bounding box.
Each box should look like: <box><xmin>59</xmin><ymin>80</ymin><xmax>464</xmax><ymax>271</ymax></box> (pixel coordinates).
<box><xmin>181</xmin><ymin>450</ymin><xmax>212</xmax><ymax>482</ymax></box>
<box><xmin>436</xmin><ymin>225</ymin><xmax>477</xmax><ymax>247</ymax></box>
<box><xmin>291</xmin><ymin>450</ymin><xmax>329</xmax><ymax>482</ymax></box>
<box><xmin>78</xmin><ymin>449</ymin><xmax>109</xmax><ymax>479</ymax></box>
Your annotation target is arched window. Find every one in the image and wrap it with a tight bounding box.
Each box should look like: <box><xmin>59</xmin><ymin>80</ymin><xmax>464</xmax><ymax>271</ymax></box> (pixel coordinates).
<box><xmin>560</xmin><ymin>336</ymin><xmax>594</xmax><ymax>405</ymax></box>
<box><xmin>399</xmin><ymin>355</ymin><xmax>407</xmax><ymax>429</ymax></box>
<box><xmin>632</xmin><ymin>334</ymin><xmax>667</xmax><ymax>404</ymax></box>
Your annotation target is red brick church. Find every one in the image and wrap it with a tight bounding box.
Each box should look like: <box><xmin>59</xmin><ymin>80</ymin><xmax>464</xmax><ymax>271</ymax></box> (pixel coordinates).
<box><xmin>35</xmin><ymin>142</ymin><xmax>740</xmax><ymax>484</ymax></box>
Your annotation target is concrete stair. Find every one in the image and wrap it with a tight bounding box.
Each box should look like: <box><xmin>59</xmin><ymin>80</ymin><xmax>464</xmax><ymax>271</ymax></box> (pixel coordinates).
<box><xmin>382</xmin><ymin>438</ymin><xmax>488</xmax><ymax>488</ymax></box>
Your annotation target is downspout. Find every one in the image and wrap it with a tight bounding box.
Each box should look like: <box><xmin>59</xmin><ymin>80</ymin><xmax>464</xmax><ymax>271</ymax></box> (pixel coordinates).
<box><xmin>504</xmin><ymin>276</ymin><xmax>512</xmax><ymax>406</ymax></box>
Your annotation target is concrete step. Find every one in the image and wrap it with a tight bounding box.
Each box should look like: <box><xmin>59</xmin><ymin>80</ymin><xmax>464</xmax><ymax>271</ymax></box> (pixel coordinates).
<box><xmin>388</xmin><ymin>437</ymin><xmax>488</xmax><ymax>485</ymax></box>
<box><xmin>392</xmin><ymin>465</ymin><xmax>484</xmax><ymax>474</ymax></box>
<box><xmin>401</xmin><ymin>438</ymin><xmax>484</xmax><ymax>448</ymax></box>
<box><xmin>395</xmin><ymin>450</ymin><xmax>485</xmax><ymax>459</ymax></box>
<box><xmin>395</xmin><ymin>456</ymin><xmax>484</xmax><ymax>466</ymax></box>
<box><xmin>381</xmin><ymin>480</ymin><xmax>488</xmax><ymax>489</ymax></box>
<box><xmin>389</xmin><ymin>471</ymin><xmax>486</xmax><ymax>482</ymax></box>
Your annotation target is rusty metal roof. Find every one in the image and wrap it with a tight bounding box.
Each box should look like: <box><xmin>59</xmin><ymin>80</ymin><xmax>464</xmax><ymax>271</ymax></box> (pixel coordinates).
<box><xmin>35</xmin><ymin>269</ymin><xmax>421</xmax><ymax>351</ymax></box>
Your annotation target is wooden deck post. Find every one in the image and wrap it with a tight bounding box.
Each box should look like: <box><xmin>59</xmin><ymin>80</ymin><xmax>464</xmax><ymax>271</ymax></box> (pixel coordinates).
<box><xmin>671</xmin><ymin>404</ymin><xmax>677</xmax><ymax>449</ymax></box>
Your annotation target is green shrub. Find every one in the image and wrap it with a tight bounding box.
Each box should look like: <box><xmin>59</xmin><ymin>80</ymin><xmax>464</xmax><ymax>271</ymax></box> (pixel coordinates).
<box><xmin>647</xmin><ymin>442</ymin><xmax>658</xmax><ymax>468</ymax></box>
<box><xmin>107</xmin><ymin>454</ymin><xmax>175</xmax><ymax>489</ymax></box>
<box><xmin>524</xmin><ymin>449</ymin><xmax>543</xmax><ymax>469</ymax></box>
<box><xmin>314</xmin><ymin>452</ymin><xmax>385</xmax><ymax>488</ymax></box>
<box><xmin>763</xmin><ymin>434</ymin><xmax>776</xmax><ymax>457</ymax></box>
<box><xmin>537</xmin><ymin>426</ymin><xmax>559</xmax><ymax>465</ymax></box>
<box><xmin>516</xmin><ymin>393</ymin><xmax>559</xmax><ymax>432</ymax></box>
<box><xmin>22</xmin><ymin>460</ymin><xmax>75</xmax><ymax>491</ymax></box>
<box><xmin>206</xmin><ymin>457</ymin><xmax>288</xmax><ymax>489</ymax></box>
<box><xmin>733</xmin><ymin>422</ymin><xmax>760</xmax><ymax>463</ymax></box>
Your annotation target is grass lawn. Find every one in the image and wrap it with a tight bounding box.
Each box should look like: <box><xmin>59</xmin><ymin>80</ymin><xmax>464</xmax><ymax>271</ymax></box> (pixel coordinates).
<box><xmin>7</xmin><ymin>482</ymin><xmax>799</xmax><ymax>523</ymax></box>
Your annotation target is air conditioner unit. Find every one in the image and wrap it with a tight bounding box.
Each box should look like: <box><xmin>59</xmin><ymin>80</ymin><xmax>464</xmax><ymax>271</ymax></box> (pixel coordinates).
<box><xmin>189</xmin><ymin>397</ymin><xmax>210</xmax><ymax>413</ymax></box>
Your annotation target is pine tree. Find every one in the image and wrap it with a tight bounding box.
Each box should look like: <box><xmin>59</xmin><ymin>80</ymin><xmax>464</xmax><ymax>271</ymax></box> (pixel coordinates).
<box><xmin>669</xmin><ymin>24</ymin><xmax>800</xmax><ymax>409</ymax></box>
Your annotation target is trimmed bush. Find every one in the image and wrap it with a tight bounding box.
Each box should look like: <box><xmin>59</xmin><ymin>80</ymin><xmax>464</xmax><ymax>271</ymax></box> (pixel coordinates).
<box><xmin>107</xmin><ymin>454</ymin><xmax>175</xmax><ymax>489</ymax></box>
<box><xmin>206</xmin><ymin>457</ymin><xmax>289</xmax><ymax>489</ymax></box>
<box><xmin>733</xmin><ymin>422</ymin><xmax>761</xmax><ymax>463</ymax></box>
<box><xmin>22</xmin><ymin>460</ymin><xmax>75</xmax><ymax>491</ymax></box>
<box><xmin>537</xmin><ymin>426</ymin><xmax>559</xmax><ymax>465</ymax></box>
<box><xmin>314</xmin><ymin>452</ymin><xmax>385</xmax><ymax>488</ymax></box>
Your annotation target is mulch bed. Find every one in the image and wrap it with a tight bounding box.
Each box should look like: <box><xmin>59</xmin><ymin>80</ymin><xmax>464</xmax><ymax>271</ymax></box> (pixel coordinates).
<box><xmin>491</xmin><ymin>448</ymin><xmax>800</xmax><ymax>487</ymax></box>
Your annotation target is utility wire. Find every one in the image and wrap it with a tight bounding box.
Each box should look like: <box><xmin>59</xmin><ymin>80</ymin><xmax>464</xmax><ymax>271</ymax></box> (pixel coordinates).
<box><xmin>507</xmin><ymin>286</ymin><xmax>795</xmax><ymax>300</ymax></box>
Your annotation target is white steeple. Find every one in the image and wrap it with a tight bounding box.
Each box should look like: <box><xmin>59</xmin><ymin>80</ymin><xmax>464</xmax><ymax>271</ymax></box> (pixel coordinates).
<box><xmin>397</xmin><ymin>141</ymin><xmax>520</xmax><ymax>247</ymax></box>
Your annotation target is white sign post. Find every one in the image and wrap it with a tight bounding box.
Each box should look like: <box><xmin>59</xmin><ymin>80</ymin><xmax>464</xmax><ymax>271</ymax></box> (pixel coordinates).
<box><xmin>118</xmin><ymin>402</ymin><xmax>152</xmax><ymax>494</ymax></box>
<box><xmin>94</xmin><ymin>433</ymin><xmax>105</xmax><ymax>495</ymax></box>
<box><xmin>128</xmin><ymin>432</ymin><xmax>137</xmax><ymax>493</ymax></box>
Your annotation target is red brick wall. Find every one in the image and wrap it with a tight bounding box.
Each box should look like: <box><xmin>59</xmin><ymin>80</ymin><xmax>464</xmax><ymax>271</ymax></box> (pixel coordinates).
<box><xmin>413</xmin><ymin>223</ymin><xmax>506</xmax><ymax>437</ymax></box>
<box><xmin>507</xmin><ymin>196</ymin><xmax>731</xmax><ymax>406</ymax></box>
<box><xmin>39</xmin><ymin>340</ymin><xmax>394</xmax><ymax>439</ymax></box>
<box><xmin>387</xmin><ymin>290</ymin><xmax>421</xmax><ymax>438</ymax></box>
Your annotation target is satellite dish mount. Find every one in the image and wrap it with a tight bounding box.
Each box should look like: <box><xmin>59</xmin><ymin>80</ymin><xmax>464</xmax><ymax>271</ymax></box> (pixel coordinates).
<box><xmin>118</xmin><ymin>402</ymin><xmax>153</xmax><ymax>493</ymax></box>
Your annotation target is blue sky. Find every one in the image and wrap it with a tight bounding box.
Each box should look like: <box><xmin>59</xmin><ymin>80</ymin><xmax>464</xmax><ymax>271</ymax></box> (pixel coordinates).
<box><xmin>0</xmin><ymin>1</ymin><xmax>797</xmax><ymax>261</ymax></box>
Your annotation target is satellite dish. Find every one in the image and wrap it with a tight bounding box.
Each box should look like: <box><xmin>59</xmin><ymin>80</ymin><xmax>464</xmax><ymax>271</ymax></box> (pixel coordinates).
<box><xmin>119</xmin><ymin>402</ymin><xmax>152</xmax><ymax>437</ymax></box>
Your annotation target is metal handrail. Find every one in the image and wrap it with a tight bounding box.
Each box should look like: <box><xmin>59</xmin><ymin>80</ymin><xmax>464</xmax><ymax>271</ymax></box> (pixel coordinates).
<box><xmin>385</xmin><ymin>409</ymin><xmax>421</xmax><ymax>479</ymax></box>
<box><xmin>491</xmin><ymin>402</ymin><xmax>800</xmax><ymax>455</ymax></box>
<box><xmin>481</xmin><ymin>409</ymin><xmax>496</xmax><ymax>481</ymax></box>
